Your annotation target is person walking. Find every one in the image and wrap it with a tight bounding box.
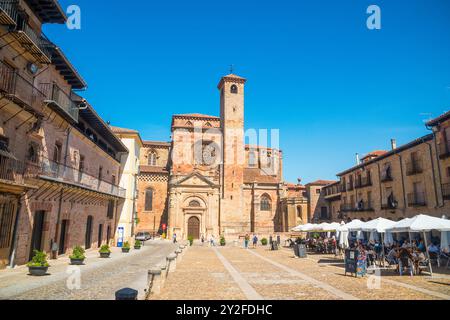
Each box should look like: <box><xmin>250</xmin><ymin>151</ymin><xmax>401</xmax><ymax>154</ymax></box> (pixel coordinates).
<box><xmin>244</xmin><ymin>234</ymin><xmax>250</xmax><ymax>249</ymax></box>
<box><xmin>252</xmin><ymin>234</ymin><xmax>258</xmax><ymax>248</ymax></box>
<box><xmin>173</xmin><ymin>233</ymin><xmax>177</xmax><ymax>244</ymax></box>
<box><xmin>210</xmin><ymin>235</ymin><xmax>215</xmax><ymax>247</ymax></box>
<box><xmin>201</xmin><ymin>234</ymin><xmax>205</xmax><ymax>245</ymax></box>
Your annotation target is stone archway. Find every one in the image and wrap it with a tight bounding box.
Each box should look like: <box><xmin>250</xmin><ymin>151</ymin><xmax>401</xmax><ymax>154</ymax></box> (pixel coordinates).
<box><xmin>187</xmin><ymin>216</ymin><xmax>200</xmax><ymax>239</ymax></box>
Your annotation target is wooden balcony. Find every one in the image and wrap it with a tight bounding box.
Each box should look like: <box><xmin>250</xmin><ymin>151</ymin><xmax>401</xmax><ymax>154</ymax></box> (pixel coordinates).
<box><xmin>39</xmin><ymin>83</ymin><xmax>79</xmax><ymax>123</ymax></box>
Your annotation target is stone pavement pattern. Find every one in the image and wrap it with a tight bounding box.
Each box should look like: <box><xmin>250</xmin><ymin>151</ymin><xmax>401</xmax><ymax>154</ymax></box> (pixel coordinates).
<box><xmin>150</xmin><ymin>243</ymin><xmax>450</xmax><ymax>300</ymax></box>
<box><xmin>0</xmin><ymin>240</ymin><xmax>176</xmax><ymax>300</ymax></box>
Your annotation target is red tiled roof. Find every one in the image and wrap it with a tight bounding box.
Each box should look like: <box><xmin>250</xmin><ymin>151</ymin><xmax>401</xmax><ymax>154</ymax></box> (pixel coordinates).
<box><xmin>306</xmin><ymin>180</ymin><xmax>338</xmax><ymax>186</ymax></box>
<box><xmin>426</xmin><ymin>110</ymin><xmax>450</xmax><ymax>126</ymax></box>
<box><xmin>361</xmin><ymin>150</ymin><xmax>387</xmax><ymax>159</ymax></box>
<box><xmin>173</xmin><ymin>113</ymin><xmax>220</xmax><ymax>119</ymax></box>
<box><xmin>110</xmin><ymin>126</ymin><xmax>139</xmax><ymax>134</ymax></box>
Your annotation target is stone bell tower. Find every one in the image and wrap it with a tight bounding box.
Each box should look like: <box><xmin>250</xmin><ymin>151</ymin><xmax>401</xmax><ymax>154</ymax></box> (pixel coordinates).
<box><xmin>218</xmin><ymin>73</ymin><xmax>248</xmax><ymax>236</ymax></box>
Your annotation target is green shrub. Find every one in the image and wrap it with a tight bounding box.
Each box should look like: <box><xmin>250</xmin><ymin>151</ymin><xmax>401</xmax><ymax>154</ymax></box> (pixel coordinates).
<box><xmin>220</xmin><ymin>236</ymin><xmax>226</xmax><ymax>246</ymax></box>
<box><xmin>187</xmin><ymin>236</ymin><xmax>194</xmax><ymax>246</ymax></box>
<box><xmin>261</xmin><ymin>238</ymin><xmax>268</xmax><ymax>246</ymax></box>
<box><xmin>69</xmin><ymin>246</ymin><xmax>85</xmax><ymax>260</ymax></box>
<box><xmin>27</xmin><ymin>250</ymin><xmax>49</xmax><ymax>267</ymax></box>
<box><xmin>123</xmin><ymin>241</ymin><xmax>130</xmax><ymax>249</ymax></box>
<box><xmin>99</xmin><ymin>244</ymin><xmax>111</xmax><ymax>253</ymax></box>
<box><xmin>135</xmin><ymin>240</ymin><xmax>142</xmax><ymax>247</ymax></box>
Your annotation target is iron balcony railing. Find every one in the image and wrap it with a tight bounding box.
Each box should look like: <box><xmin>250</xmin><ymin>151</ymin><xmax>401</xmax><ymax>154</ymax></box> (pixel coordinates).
<box><xmin>442</xmin><ymin>183</ymin><xmax>450</xmax><ymax>200</ymax></box>
<box><xmin>39</xmin><ymin>83</ymin><xmax>79</xmax><ymax>122</ymax></box>
<box><xmin>0</xmin><ymin>0</ymin><xmax>18</xmax><ymax>25</ymax></box>
<box><xmin>1</xmin><ymin>1</ymin><xmax>52</xmax><ymax>62</ymax></box>
<box><xmin>0</xmin><ymin>154</ymin><xmax>26</xmax><ymax>185</ymax></box>
<box><xmin>355</xmin><ymin>177</ymin><xmax>372</xmax><ymax>189</ymax></box>
<box><xmin>407</xmin><ymin>192</ymin><xmax>426</xmax><ymax>207</ymax></box>
<box><xmin>340</xmin><ymin>204</ymin><xmax>354</xmax><ymax>212</ymax></box>
<box><xmin>0</xmin><ymin>60</ymin><xmax>45</xmax><ymax>114</ymax></box>
<box><xmin>30</xmin><ymin>158</ymin><xmax>125</xmax><ymax>198</ymax></box>
<box><xmin>406</xmin><ymin>160</ymin><xmax>423</xmax><ymax>176</ymax></box>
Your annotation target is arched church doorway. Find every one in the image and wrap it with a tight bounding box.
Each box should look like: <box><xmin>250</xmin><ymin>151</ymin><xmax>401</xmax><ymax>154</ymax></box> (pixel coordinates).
<box><xmin>187</xmin><ymin>216</ymin><xmax>200</xmax><ymax>239</ymax></box>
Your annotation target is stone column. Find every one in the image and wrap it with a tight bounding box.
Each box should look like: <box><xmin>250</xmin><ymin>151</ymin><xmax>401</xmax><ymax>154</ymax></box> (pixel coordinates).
<box><xmin>167</xmin><ymin>253</ymin><xmax>177</xmax><ymax>273</ymax></box>
<box><xmin>175</xmin><ymin>248</ymin><xmax>182</xmax><ymax>263</ymax></box>
<box><xmin>148</xmin><ymin>268</ymin><xmax>162</xmax><ymax>295</ymax></box>
<box><xmin>159</xmin><ymin>264</ymin><xmax>167</xmax><ymax>286</ymax></box>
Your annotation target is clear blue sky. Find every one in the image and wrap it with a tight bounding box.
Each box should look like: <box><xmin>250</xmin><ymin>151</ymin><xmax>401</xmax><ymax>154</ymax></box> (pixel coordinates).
<box><xmin>45</xmin><ymin>0</ymin><xmax>450</xmax><ymax>184</ymax></box>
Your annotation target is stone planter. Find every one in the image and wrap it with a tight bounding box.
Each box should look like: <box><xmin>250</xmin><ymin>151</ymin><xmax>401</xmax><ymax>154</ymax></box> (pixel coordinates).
<box><xmin>100</xmin><ymin>252</ymin><xmax>111</xmax><ymax>258</ymax></box>
<box><xmin>122</xmin><ymin>247</ymin><xmax>130</xmax><ymax>253</ymax></box>
<box><xmin>70</xmin><ymin>258</ymin><xmax>85</xmax><ymax>265</ymax></box>
<box><xmin>134</xmin><ymin>246</ymin><xmax>141</xmax><ymax>250</ymax></box>
<box><xmin>28</xmin><ymin>266</ymin><xmax>48</xmax><ymax>276</ymax></box>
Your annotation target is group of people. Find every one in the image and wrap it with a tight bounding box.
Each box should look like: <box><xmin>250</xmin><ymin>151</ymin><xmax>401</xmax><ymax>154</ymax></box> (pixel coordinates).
<box><xmin>350</xmin><ymin>237</ymin><xmax>449</xmax><ymax>277</ymax></box>
<box><xmin>243</xmin><ymin>234</ymin><xmax>260</xmax><ymax>249</ymax></box>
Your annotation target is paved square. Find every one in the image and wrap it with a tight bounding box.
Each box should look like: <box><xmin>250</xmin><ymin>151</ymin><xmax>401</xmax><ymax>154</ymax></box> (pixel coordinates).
<box><xmin>150</xmin><ymin>243</ymin><xmax>450</xmax><ymax>300</ymax></box>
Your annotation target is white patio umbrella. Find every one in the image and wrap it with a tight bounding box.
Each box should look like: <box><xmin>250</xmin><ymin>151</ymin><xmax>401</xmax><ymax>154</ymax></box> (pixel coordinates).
<box><xmin>385</xmin><ymin>214</ymin><xmax>450</xmax><ymax>277</ymax></box>
<box><xmin>360</xmin><ymin>217</ymin><xmax>396</xmax><ymax>233</ymax></box>
<box><xmin>291</xmin><ymin>223</ymin><xmax>314</xmax><ymax>232</ymax></box>
<box><xmin>338</xmin><ymin>219</ymin><xmax>364</xmax><ymax>232</ymax></box>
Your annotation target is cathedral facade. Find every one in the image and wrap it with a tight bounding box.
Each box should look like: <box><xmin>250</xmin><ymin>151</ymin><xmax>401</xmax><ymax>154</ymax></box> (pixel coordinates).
<box><xmin>136</xmin><ymin>74</ymin><xmax>311</xmax><ymax>240</ymax></box>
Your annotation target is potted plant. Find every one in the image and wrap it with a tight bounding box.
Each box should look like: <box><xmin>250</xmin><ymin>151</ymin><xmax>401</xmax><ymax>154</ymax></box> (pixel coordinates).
<box><xmin>27</xmin><ymin>250</ymin><xmax>49</xmax><ymax>276</ymax></box>
<box><xmin>220</xmin><ymin>236</ymin><xmax>226</xmax><ymax>246</ymax></box>
<box><xmin>187</xmin><ymin>236</ymin><xmax>194</xmax><ymax>246</ymax></box>
<box><xmin>69</xmin><ymin>246</ymin><xmax>86</xmax><ymax>265</ymax></box>
<box><xmin>261</xmin><ymin>238</ymin><xmax>268</xmax><ymax>246</ymax></box>
<box><xmin>99</xmin><ymin>244</ymin><xmax>111</xmax><ymax>258</ymax></box>
<box><xmin>134</xmin><ymin>240</ymin><xmax>142</xmax><ymax>250</ymax></box>
<box><xmin>122</xmin><ymin>241</ymin><xmax>131</xmax><ymax>253</ymax></box>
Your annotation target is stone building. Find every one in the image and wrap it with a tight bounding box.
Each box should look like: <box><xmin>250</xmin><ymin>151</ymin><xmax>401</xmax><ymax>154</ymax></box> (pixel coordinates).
<box><xmin>322</xmin><ymin>110</ymin><xmax>450</xmax><ymax>222</ymax></box>
<box><xmin>0</xmin><ymin>0</ymin><xmax>127</xmax><ymax>268</ymax></box>
<box><xmin>110</xmin><ymin>126</ymin><xmax>143</xmax><ymax>244</ymax></box>
<box><xmin>136</xmin><ymin>74</ymin><xmax>316</xmax><ymax>240</ymax></box>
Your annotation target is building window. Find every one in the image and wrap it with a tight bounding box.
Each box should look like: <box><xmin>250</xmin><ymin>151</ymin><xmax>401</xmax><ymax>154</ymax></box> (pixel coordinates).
<box><xmin>320</xmin><ymin>207</ymin><xmax>328</xmax><ymax>220</ymax></box>
<box><xmin>53</xmin><ymin>143</ymin><xmax>62</xmax><ymax>163</ymax></box>
<box><xmin>148</xmin><ymin>151</ymin><xmax>157</xmax><ymax>166</ymax></box>
<box><xmin>189</xmin><ymin>200</ymin><xmax>201</xmax><ymax>207</ymax></box>
<box><xmin>107</xmin><ymin>200</ymin><xmax>115</xmax><ymax>219</ymax></box>
<box><xmin>316</xmin><ymin>189</ymin><xmax>321</xmax><ymax>194</ymax></box>
<box><xmin>27</xmin><ymin>142</ymin><xmax>39</xmax><ymax>163</ymax></box>
<box><xmin>260</xmin><ymin>195</ymin><xmax>271</xmax><ymax>211</ymax></box>
<box><xmin>231</xmin><ymin>84</ymin><xmax>238</xmax><ymax>94</ymax></box>
<box><xmin>145</xmin><ymin>189</ymin><xmax>153</xmax><ymax>211</ymax></box>
<box><xmin>248</xmin><ymin>151</ymin><xmax>257</xmax><ymax>167</ymax></box>
<box><xmin>297</xmin><ymin>206</ymin><xmax>302</xmax><ymax>218</ymax></box>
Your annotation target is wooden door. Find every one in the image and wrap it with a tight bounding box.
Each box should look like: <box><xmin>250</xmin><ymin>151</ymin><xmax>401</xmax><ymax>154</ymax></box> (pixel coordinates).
<box><xmin>187</xmin><ymin>216</ymin><xmax>200</xmax><ymax>239</ymax></box>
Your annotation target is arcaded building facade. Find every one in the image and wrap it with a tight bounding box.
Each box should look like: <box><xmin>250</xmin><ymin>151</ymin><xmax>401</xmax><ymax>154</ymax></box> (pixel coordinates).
<box><xmin>137</xmin><ymin>74</ymin><xmax>311</xmax><ymax>240</ymax></box>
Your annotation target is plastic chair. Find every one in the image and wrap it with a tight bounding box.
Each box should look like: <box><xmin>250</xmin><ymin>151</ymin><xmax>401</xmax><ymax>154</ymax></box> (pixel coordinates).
<box><xmin>398</xmin><ymin>257</ymin><xmax>414</xmax><ymax>276</ymax></box>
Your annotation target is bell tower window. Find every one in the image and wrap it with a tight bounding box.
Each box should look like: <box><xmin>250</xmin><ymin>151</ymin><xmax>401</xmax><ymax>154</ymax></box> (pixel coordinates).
<box><xmin>231</xmin><ymin>84</ymin><xmax>238</xmax><ymax>94</ymax></box>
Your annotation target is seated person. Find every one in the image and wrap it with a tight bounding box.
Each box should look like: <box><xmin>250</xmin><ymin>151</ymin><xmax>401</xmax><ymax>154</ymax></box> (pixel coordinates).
<box><xmin>417</xmin><ymin>240</ymin><xmax>426</xmax><ymax>253</ymax></box>
<box><xmin>428</xmin><ymin>243</ymin><xmax>439</xmax><ymax>254</ymax></box>
<box><xmin>386</xmin><ymin>247</ymin><xmax>398</xmax><ymax>265</ymax></box>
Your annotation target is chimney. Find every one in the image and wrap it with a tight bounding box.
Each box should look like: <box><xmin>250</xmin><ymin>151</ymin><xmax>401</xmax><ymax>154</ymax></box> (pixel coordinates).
<box><xmin>391</xmin><ymin>139</ymin><xmax>397</xmax><ymax>150</ymax></box>
<box><xmin>356</xmin><ymin>153</ymin><xmax>360</xmax><ymax>165</ymax></box>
